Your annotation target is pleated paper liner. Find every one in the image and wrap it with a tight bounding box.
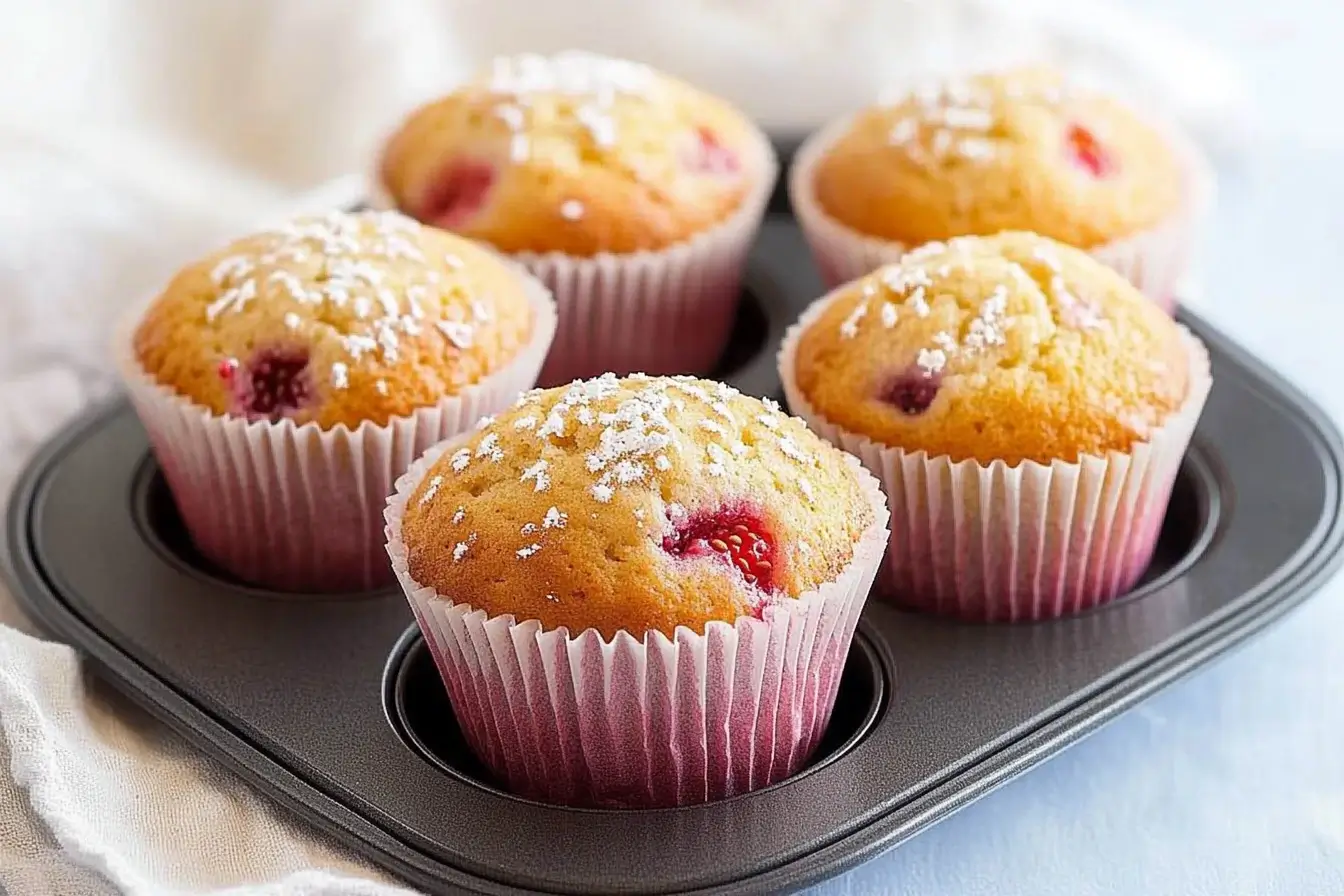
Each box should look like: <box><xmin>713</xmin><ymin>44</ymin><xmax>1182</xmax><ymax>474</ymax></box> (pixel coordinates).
<box><xmin>385</xmin><ymin>436</ymin><xmax>890</xmax><ymax>808</ymax></box>
<box><xmin>778</xmin><ymin>288</ymin><xmax>1213</xmax><ymax>622</ymax></box>
<box><xmin>114</xmin><ymin>273</ymin><xmax>556</xmax><ymax>594</ymax></box>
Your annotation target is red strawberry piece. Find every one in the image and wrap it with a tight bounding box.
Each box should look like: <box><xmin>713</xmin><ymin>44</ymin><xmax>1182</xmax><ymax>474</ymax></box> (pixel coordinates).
<box><xmin>878</xmin><ymin>365</ymin><xmax>942</xmax><ymax>415</ymax></box>
<box><xmin>682</xmin><ymin>126</ymin><xmax>742</xmax><ymax>177</ymax></box>
<box><xmin>419</xmin><ymin>160</ymin><xmax>496</xmax><ymax>229</ymax></box>
<box><xmin>663</xmin><ymin>506</ymin><xmax>778</xmax><ymax>592</ymax></box>
<box><xmin>1065</xmin><ymin>123</ymin><xmax>1117</xmax><ymax>178</ymax></box>
<box><xmin>231</xmin><ymin>345</ymin><xmax>313</xmax><ymax>421</ymax></box>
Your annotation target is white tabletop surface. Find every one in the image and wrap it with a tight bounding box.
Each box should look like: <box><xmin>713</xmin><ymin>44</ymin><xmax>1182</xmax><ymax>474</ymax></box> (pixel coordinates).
<box><xmin>813</xmin><ymin>5</ymin><xmax>1344</xmax><ymax>894</ymax></box>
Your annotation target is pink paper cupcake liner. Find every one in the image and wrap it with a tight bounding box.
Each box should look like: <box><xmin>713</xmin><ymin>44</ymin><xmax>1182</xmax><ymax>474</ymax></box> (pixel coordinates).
<box><xmin>371</xmin><ymin>132</ymin><xmax>778</xmax><ymax>386</ymax></box>
<box><xmin>384</xmin><ymin>438</ymin><xmax>890</xmax><ymax>808</ymax></box>
<box><xmin>115</xmin><ymin>273</ymin><xmax>556</xmax><ymax>594</ymax></box>
<box><xmin>778</xmin><ymin>288</ymin><xmax>1212</xmax><ymax>623</ymax></box>
<box><xmin>788</xmin><ymin>110</ymin><xmax>1215</xmax><ymax>314</ymax></box>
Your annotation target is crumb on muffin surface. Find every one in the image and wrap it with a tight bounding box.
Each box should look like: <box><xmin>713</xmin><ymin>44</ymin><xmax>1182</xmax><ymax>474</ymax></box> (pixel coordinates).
<box><xmin>132</xmin><ymin>210</ymin><xmax>537</xmax><ymax>429</ymax></box>
<box><xmin>379</xmin><ymin>50</ymin><xmax>768</xmax><ymax>256</ymax></box>
<box><xmin>399</xmin><ymin>374</ymin><xmax>876</xmax><ymax>639</ymax></box>
<box><xmin>810</xmin><ymin>66</ymin><xmax>1184</xmax><ymax>249</ymax></box>
<box><xmin>791</xmin><ymin>232</ymin><xmax>1192</xmax><ymax>465</ymax></box>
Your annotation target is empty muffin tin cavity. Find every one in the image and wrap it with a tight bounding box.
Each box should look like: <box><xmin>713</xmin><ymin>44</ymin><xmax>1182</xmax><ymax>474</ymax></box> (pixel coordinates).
<box><xmin>383</xmin><ymin>624</ymin><xmax>889</xmax><ymax>808</ymax></box>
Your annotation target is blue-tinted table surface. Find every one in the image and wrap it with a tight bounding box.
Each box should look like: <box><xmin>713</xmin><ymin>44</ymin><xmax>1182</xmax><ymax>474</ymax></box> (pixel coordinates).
<box><xmin>815</xmin><ymin>7</ymin><xmax>1344</xmax><ymax>894</ymax></box>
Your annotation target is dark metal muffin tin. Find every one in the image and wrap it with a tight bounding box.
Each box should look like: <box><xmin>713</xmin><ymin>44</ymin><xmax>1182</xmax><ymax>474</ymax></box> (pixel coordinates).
<box><xmin>5</xmin><ymin>140</ymin><xmax>1344</xmax><ymax>896</ymax></box>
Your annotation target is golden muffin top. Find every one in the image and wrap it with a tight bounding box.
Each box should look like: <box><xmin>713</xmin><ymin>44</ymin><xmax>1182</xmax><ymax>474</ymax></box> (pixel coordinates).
<box><xmin>379</xmin><ymin>51</ymin><xmax>771</xmax><ymax>255</ymax></box>
<box><xmin>810</xmin><ymin>67</ymin><xmax>1184</xmax><ymax>248</ymax></box>
<box><xmin>399</xmin><ymin>374</ymin><xmax>877</xmax><ymax>638</ymax></box>
<box><xmin>791</xmin><ymin>232</ymin><xmax>1193</xmax><ymax>465</ymax></box>
<box><xmin>133</xmin><ymin>210</ymin><xmax>539</xmax><ymax>429</ymax></box>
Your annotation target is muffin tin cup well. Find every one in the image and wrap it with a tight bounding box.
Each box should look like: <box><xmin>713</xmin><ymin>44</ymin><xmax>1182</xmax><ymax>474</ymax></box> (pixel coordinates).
<box><xmin>112</xmin><ymin>264</ymin><xmax>557</xmax><ymax>594</ymax></box>
<box><xmin>5</xmin><ymin>158</ymin><xmax>1344</xmax><ymax>894</ymax></box>
<box><xmin>383</xmin><ymin>431</ymin><xmax>889</xmax><ymax>809</ymax></box>
<box><xmin>786</xmin><ymin>108</ymin><xmax>1216</xmax><ymax>313</ymax></box>
<box><xmin>383</xmin><ymin>624</ymin><xmax>890</xmax><ymax>807</ymax></box>
<box><xmin>776</xmin><ymin>280</ymin><xmax>1214</xmax><ymax>622</ymax></box>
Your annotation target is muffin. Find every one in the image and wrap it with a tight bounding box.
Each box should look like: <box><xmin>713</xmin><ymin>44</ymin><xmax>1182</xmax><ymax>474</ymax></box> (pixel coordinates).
<box><xmin>384</xmin><ymin>373</ymin><xmax>889</xmax><ymax>807</ymax></box>
<box><xmin>377</xmin><ymin>50</ymin><xmax>778</xmax><ymax>384</ymax></box>
<box><xmin>778</xmin><ymin>232</ymin><xmax>1211</xmax><ymax>621</ymax></box>
<box><xmin>118</xmin><ymin>209</ymin><xmax>556</xmax><ymax>592</ymax></box>
<box><xmin>790</xmin><ymin>66</ymin><xmax>1212</xmax><ymax>312</ymax></box>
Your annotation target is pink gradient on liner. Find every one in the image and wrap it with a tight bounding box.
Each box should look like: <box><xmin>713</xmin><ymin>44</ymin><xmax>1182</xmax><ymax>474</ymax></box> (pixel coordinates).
<box><xmin>536</xmin><ymin>262</ymin><xmax>741</xmax><ymax>387</ymax></box>
<box><xmin>410</xmin><ymin>579</ymin><xmax>866</xmax><ymax>809</ymax></box>
<box><xmin>885</xmin><ymin>503</ymin><xmax>1170</xmax><ymax>622</ymax></box>
<box><xmin>159</xmin><ymin>440</ymin><xmax>391</xmax><ymax>592</ymax></box>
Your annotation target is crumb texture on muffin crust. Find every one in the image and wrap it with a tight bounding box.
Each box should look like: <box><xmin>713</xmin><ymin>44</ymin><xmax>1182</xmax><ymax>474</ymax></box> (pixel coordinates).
<box><xmin>792</xmin><ymin>232</ymin><xmax>1191</xmax><ymax>465</ymax></box>
<box><xmin>400</xmin><ymin>374</ymin><xmax>875</xmax><ymax>639</ymax></box>
<box><xmin>380</xmin><ymin>50</ymin><xmax>765</xmax><ymax>255</ymax></box>
<box><xmin>132</xmin><ymin>210</ymin><xmax>536</xmax><ymax>429</ymax></box>
<box><xmin>811</xmin><ymin>66</ymin><xmax>1184</xmax><ymax>248</ymax></box>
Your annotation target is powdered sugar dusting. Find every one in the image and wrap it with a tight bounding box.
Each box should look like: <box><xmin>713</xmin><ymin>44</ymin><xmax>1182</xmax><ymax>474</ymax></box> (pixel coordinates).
<box><xmin>454</xmin><ymin>376</ymin><xmax>824</xmax><ymax>567</ymax></box>
<box><xmin>964</xmin><ymin>285</ymin><xmax>1009</xmax><ymax>351</ymax></box>
<box><xmin>521</xmin><ymin>459</ymin><xmax>550</xmax><ymax>492</ymax></box>
<box><xmin>884</xmin><ymin>71</ymin><xmax>1069</xmax><ymax>165</ymax></box>
<box><xmin>476</xmin><ymin>433</ymin><xmax>504</xmax><ymax>462</ymax></box>
<box><xmin>437</xmin><ymin>320</ymin><xmax>475</xmax><ymax>350</ymax></box>
<box><xmin>201</xmin><ymin>210</ymin><xmax>487</xmax><ymax>389</ymax></box>
<box><xmin>881</xmin><ymin>302</ymin><xmax>899</xmax><ymax>328</ymax></box>
<box><xmin>453</xmin><ymin>533</ymin><xmax>477</xmax><ymax>562</ymax></box>
<box><xmin>840</xmin><ymin>302</ymin><xmax>868</xmax><ymax>340</ymax></box>
<box><xmin>916</xmin><ymin>348</ymin><xmax>948</xmax><ymax>375</ymax></box>
<box><xmin>419</xmin><ymin>475</ymin><xmax>444</xmax><ymax>506</ymax></box>
<box><xmin>885</xmin><ymin>76</ymin><xmax>998</xmax><ymax>164</ymax></box>
<box><xmin>481</xmin><ymin>51</ymin><xmax>658</xmax><ymax>159</ymax></box>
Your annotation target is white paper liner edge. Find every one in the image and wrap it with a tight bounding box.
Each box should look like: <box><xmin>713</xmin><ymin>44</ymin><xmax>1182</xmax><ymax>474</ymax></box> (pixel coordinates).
<box><xmin>384</xmin><ymin>431</ymin><xmax>890</xmax><ymax>807</ymax></box>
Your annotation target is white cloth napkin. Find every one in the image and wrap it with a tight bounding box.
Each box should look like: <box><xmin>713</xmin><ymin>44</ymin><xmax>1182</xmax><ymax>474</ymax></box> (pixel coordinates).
<box><xmin>0</xmin><ymin>1</ymin><xmax>1256</xmax><ymax>893</ymax></box>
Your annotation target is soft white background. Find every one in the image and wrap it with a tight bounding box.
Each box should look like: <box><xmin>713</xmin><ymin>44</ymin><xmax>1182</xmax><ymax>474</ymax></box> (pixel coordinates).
<box><xmin>1</xmin><ymin>1</ymin><xmax>1342</xmax><ymax>894</ymax></box>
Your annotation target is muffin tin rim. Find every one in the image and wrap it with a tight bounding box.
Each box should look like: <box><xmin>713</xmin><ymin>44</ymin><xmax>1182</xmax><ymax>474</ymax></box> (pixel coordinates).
<box><xmin>8</xmin><ymin>204</ymin><xmax>1344</xmax><ymax>895</ymax></box>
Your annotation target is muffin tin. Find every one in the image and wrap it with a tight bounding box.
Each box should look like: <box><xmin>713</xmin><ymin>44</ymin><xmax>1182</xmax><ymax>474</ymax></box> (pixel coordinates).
<box><xmin>6</xmin><ymin>139</ymin><xmax>1344</xmax><ymax>896</ymax></box>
